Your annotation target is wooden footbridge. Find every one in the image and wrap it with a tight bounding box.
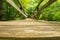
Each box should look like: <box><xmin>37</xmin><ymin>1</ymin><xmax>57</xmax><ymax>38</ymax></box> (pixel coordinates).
<box><xmin>0</xmin><ymin>18</ymin><xmax>60</xmax><ymax>38</ymax></box>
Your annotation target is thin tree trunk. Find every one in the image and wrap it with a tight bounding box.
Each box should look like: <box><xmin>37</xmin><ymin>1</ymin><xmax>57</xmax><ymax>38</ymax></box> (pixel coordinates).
<box><xmin>0</xmin><ymin>0</ymin><xmax>3</xmax><ymax>20</ymax></box>
<box><xmin>31</xmin><ymin>0</ymin><xmax>43</xmax><ymax>19</ymax></box>
<box><xmin>17</xmin><ymin>0</ymin><xmax>26</xmax><ymax>19</ymax></box>
<box><xmin>8</xmin><ymin>0</ymin><xmax>27</xmax><ymax>19</ymax></box>
<box><xmin>36</xmin><ymin>0</ymin><xmax>57</xmax><ymax>19</ymax></box>
<box><xmin>6</xmin><ymin>0</ymin><xmax>27</xmax><ymax>18</ymax></box>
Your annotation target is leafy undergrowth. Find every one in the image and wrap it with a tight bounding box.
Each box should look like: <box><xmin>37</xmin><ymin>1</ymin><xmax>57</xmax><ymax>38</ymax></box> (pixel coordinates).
<box><xmin>40</xmin><ymin>2</ymin><xmax>60</xmax><ymax>22</ymax></box>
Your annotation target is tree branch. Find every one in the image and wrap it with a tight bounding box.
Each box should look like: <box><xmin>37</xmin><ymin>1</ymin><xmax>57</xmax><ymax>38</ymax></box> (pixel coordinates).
<box><xmin>31</xmin><ymin>0</ymin><xmax>43</xmax><ymax>18</ymax></box>
<box><xmin>34</xmin><ymin>0</ymin><xmax>43</xmax><ymax>11</ymax></box>
<box><xmin>6</xmin><ymin>0</ymin><xmax>27</xmax><ymax>18</ymax></box>
<box><xmin>36</xmin><ymin>0</ymin><xmax>57</xmax><ymax>19</ymax></box>
<box><xmin>39</xmin><ymin>0</ymin><xmax>57</xmax><ymax>11</ymax></box>
<box><xmin>17</xmin><ymin>0</ymin><xmax>26</xmax><ymax>14</ymax></box>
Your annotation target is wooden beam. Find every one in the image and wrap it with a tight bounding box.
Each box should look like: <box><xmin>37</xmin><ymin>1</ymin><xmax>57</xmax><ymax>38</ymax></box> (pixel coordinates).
<box><xmin>0</xmin><ymin>19</ymin><xmax>60</xmax><ymax>37</ymax></box>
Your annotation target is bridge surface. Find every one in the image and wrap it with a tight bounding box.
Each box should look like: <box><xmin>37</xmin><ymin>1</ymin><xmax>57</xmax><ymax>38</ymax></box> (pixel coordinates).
<box><xmin>0</xmin><ymin>19</ymin><xmax>60</xmax><ymax>38</ymax></box>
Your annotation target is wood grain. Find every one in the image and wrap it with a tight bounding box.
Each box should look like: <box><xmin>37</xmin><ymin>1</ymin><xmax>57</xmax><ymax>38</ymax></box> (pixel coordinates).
<box><xmin>0</xmin><ymin>19</ymin><xmax>60</xmax><ymax>38</ymax></box>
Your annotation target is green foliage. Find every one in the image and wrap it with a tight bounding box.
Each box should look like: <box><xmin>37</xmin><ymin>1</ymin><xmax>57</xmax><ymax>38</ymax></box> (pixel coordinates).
<box><xmin>2</xmin><ymin>0</ymin><xmax>18</xmax><ymax>20</ymax></box>
<box><xmin>1</xmin><ymin>0</ymin><xmax>60</xmax><ymax>22</ymax></box>
<box><xmin>40</xmin><ymin>2</ymin><xmax>60</xmax><ymax>21</ymax></box>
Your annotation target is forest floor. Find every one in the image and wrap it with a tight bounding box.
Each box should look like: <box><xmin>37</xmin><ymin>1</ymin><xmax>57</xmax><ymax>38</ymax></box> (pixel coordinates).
<box><xmin>0</xmin><ymin>18</ymin><xmax>60</xmax><ymax>38</ymax></box>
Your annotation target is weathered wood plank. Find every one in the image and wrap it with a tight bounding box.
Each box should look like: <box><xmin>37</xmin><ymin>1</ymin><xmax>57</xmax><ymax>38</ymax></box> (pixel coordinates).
<box><xmin>0</xmin><ymin>19</ymin><xmax>60</xmax><ymax>38</ymax></box>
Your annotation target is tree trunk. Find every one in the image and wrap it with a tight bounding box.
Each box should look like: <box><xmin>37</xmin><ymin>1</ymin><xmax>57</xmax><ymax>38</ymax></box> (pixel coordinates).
<box><xmin>31</xmin><ymin>0</ymin><xmax>57</xmax><ymax>20</ymax></box>
<box><xmin>36</xmin><ymin>0</ymin><xmax>57</xmax><ymax>20</ymax></box>
<box><xmin>0</xmin><ymin>0</ymin><xmax>3</xmax><ymax>20</ymax></box>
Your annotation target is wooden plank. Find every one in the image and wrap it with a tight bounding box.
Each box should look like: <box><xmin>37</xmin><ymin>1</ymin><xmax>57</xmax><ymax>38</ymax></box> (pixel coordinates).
<box><xmin>0</xmin><ymin>19</ymin><xmax>60</xmax><ymax>38</ymax></box>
